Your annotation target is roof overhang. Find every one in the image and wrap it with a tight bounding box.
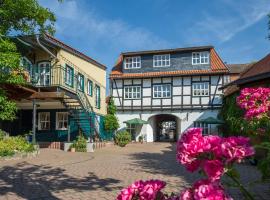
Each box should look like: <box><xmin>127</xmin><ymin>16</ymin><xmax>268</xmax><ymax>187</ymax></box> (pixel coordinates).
<box><xmin>121</xmin><ymin>46</ymin><xmax>214</xmax><ymax>56</ymax></box>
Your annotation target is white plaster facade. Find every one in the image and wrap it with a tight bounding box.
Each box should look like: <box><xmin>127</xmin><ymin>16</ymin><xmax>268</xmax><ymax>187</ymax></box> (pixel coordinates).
<box><xmin>116</xmin><ymin>109</ymin><xmax>219</xmax><ymax>142</ymax></box>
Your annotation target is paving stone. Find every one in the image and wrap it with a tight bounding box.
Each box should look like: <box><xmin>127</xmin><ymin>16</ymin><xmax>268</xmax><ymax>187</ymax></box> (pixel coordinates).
<box><xmin>0</xmin><ymin>143</ymin><xmax>269</xmax><ymax>199</ymax></box>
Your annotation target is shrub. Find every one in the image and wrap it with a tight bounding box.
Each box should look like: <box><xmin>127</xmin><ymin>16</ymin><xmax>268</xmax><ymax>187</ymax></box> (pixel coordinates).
<box><xmin>0</xmin><ymin>129</ymin><xmax>8</xmax><ymax>140</ymax></box>
<box><xmin>71</xmin><ymin>135</ymin><xmax>87</xmax><ymax>152</ymax></box>
<box><xmin>104</xmin><ymin>114</ymin><xmax>119</xmax><ymax>131</ymax></box>
<box><xmin>0</xmin><ymin>136</ymin><xmax>35</xmax><ymax>157</ymax></box>
<box><xmin>115</xmin><ymin>130</ymin><xmax>131</xmax><ymax>147</ymax></box>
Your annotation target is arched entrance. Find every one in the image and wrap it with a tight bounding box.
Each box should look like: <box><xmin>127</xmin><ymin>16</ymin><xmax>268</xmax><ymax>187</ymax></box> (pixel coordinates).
<box><xmin>148</xmin><ymin>114</ymin><xmax>180</xmax><ymax>142</ymax></box>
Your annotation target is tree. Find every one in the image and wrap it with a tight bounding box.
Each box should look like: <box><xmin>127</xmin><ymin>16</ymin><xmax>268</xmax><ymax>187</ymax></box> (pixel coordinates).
<box><xmin>104</xmin><ymin>97</ymin><xmax>119</xmax><ymax>132</ymax></box>
<box><xmin>0</xmin><ymin>0</ymin><xmax>57</xmax><ymax>120</ymax></box>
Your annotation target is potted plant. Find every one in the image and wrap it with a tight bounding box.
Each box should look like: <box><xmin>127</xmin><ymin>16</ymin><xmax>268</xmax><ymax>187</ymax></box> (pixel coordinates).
<box><xmin>70</xmin><ymin>144</ymin><xmax>76</xmax><ymax>152</ymax></box>
<box><xmin>138</xmin><ymin>135</ymin><xmax>143</xmax><ymax>144</ymax></box>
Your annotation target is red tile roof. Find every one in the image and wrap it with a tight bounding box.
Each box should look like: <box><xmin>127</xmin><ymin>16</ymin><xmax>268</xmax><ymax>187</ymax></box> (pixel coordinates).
<box><xmin>239</xmin><ymin>53</ymin><xmax>270</xmax><ymax>80</ymax></box>
<box><xmin>110</xmin><ymin>47</ymin><xmax>228</xmax><ymax>79</ymax></box>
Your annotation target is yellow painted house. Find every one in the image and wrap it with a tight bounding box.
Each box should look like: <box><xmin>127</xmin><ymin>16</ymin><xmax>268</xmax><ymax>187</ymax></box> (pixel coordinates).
<box><xmin>2</xmin><ymin>34</ymin><xmax>110</xmax><ymax>142</ymax></box>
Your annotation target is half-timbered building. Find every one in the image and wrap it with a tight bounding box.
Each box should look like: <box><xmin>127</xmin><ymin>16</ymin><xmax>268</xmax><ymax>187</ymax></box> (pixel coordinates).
<box><xmin>110</xmin><ymin>46</ymin><xmax>229</xmax><ymax>142</ymax></box>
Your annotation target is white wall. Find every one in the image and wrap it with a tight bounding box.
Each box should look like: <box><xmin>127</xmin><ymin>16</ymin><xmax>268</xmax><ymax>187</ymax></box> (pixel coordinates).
<box><xmin>116</xmin><ymin>109</ymin><xmax>220</xmax><ymax>142</ymax></box>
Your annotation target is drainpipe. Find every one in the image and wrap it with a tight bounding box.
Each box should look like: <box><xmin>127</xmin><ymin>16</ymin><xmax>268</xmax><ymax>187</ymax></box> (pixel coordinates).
<box><xmin>32</xmin><ymin>99</ymin><xmax>37</xmax><ymax>144</ymax></box>
<box><xmin>36</xmin><ymin>35</ymin><xmax>58</xmax><ymax>61</ymax></box>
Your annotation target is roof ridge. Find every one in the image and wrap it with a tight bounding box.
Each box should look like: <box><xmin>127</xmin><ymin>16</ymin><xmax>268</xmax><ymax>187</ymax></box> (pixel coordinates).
<box><xmin>239</xmin><ymin>54</ymin><xmax>270</xmax><ymax>78</ymax></box>
<box><xmin>43</xmin><ymin>33</ymin><xmax>106</xmax><ymax>70</ymax></box>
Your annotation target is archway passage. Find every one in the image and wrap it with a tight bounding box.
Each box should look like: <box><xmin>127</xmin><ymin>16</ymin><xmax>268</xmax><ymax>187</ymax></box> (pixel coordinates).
<box><xmin>149</xmin><ymin>114</ymin><xmax>180</xmax><ymax>142</ymax></box>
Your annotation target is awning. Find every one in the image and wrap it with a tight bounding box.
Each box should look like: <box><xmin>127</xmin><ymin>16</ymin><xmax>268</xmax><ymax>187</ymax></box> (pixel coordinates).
<box><xmin>124</xmin><ymin>118</ymin><xmax>148</xmax><ymax>125</ymax></box>
<box><xmin>195</xmin><ymin>117</ymin><xmax>224</xmax><ymax>124</ymax></box>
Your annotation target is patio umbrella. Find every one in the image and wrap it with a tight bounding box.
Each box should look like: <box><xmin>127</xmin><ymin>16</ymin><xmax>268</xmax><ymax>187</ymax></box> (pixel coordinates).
<box><xmin>124</xmin><ymin>118</ymin><xmax>148</xmax><ymax>125</ymax></box>
<box><xmin>195</xmin><ymin>117</ymin><xmax>224</xmax><ymax>124</ymax></box>
<box><xmin>124</xmin><ymin>118</ymin><xmax>148</xmax><ymax>139</ymax></box>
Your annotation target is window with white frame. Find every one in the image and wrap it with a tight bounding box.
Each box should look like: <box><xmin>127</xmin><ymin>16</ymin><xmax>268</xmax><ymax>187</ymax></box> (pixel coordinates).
<box><xmin>124</xmin><ymin>56</ymin><xmax>141</xmax><ymax>69</ymax></box>
<box><xmin>87</xmin><ymin>79</ymin><xmax>93</xmax><ymax>96</ymax></box>
<box><xmin>193</xmin><ymin>82</ymin><xmax>209</xmax><ymax>96</ymax></box>
<box><xmin>194</xmin><ymin>122</ymin><xmax>209</xmax><ymax>135</ymax></box>
<box><xmin>77</xmin><ymin>73</ymin><xmax>84</xmax><ymax>91</ymax></box>
<box><xmin>153</xmin><ymin>84</ymin><xmax>171</xmax><ymax>98</ymax></box>
<box><xmin>192</xmin><ymin>51</ymin><xmax>209</xmax><ymax>65</ymax></box>
<box><xmin>124</xmin><ymin>86</ymin><xmax>141</xmax><ymax>99</ymax></box>
<box><xmin>153</xmin><ymin>54</ymin><xmax>170</xmax><ymax>67</ymax></box>
<box><xmin>224</xmin><ymin>75</ymin><xmax>231</xmax><ymax>84</ymax></box>
<box><xmin>38</xmin><ymin>112</ymin><xmax>50</xmax><ymax>130</ymax></box>
<box><xmin>56</xmin><ymin>112</ymin><xmax>68</xmax><ymax>130</ymax></box>
<box><xmin>95</xmin><ymin>85</ymin><xmax>101</xmax><ymax>109</ymax></box>
<box><xmin>65</xmin><ymin>65</ymin><xmax>74</xmax><ymax>87</ymax></box>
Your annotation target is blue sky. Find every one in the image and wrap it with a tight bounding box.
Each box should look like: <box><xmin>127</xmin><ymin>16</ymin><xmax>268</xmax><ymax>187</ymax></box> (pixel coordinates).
<box><xmin>40</xmin><ymin>0</ymin><xmax>270</xmax><ymax>75</ymax></box>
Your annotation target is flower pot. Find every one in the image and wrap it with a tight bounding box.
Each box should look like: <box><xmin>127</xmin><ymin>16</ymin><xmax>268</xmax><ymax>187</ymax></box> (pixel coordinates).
<box><xmin>70</xmin><ymin>147</ymin><xmax>76</xmax><ymax>153</ymax></box>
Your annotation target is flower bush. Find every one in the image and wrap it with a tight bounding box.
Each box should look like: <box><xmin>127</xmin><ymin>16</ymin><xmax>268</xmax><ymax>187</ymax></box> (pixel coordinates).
<box><xmin>237</xmin><ymin>87</ymin><xmax>270</xmax><ymax>120</ymax></box>
<box><xmin>237</xmin><ymin>87</ymin><xmax>270</xmax><ymax>181</ymax></box>
<box><xmin>117</xmin><ymin>128</ymin><xmax>255</xmax><ymax>200</ymax></box>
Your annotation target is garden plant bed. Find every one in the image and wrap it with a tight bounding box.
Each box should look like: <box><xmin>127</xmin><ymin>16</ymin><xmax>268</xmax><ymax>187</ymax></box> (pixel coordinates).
<box><xmin>0</xmin><ymin>149</ymin><xmax>40</xmax><ymax>161</ymax></box>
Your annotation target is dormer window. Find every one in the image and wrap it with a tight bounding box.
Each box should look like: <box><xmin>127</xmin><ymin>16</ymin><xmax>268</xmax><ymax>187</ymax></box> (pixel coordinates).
<box><xmin>192</xmin><ymin>51</ymin><xmax>209</xmax><ymax>65</ymax></box>
<box><xmin>153</xmin><ymin>54</ymin><xmax>170</xmax><ymax>67</ymax></box>
<box><xmin>124</xmin><ymin>56</ymin><xmax>141</xmax><ymax>69</ymax></box>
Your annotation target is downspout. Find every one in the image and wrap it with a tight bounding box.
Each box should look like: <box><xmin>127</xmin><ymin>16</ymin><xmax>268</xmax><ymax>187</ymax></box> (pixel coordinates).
<box><xmin>36</xmin><ymin>35</ymin><xmax>58</xmax><ymax>61</ymax></box>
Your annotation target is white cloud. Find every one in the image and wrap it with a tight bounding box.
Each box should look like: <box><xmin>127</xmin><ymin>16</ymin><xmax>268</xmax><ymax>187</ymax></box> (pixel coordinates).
<box><xmin>39</xmin><ymin>0</ymin><xmax>169</xmax><ymax>51</ymax></box>
<box><xmin>186</xmin><ymin>0</ymin><xmax>270</xmax><ymax>44</ymax></box>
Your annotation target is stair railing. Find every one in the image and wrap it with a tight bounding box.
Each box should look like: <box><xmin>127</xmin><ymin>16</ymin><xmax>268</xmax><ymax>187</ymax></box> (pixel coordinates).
<box><xmin>76</xmin><ymin>81</ymin><xmax>101</xmax><ymax>140</ymax></box>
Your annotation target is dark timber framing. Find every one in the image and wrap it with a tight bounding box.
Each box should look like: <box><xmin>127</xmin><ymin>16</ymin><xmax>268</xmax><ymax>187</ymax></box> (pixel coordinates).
<box><xmin>111</xmin><ymin>74</ymin><xmax>224</xmax><ymax>111</ymax></box>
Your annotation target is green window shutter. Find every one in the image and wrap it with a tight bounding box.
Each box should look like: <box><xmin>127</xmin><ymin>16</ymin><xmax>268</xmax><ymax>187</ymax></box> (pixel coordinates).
<box><xmin>95</xmin><ymin>85</ymin><xmax>101</xmax><ymax>109</ymax></box>
<box><xmin>71</xmin><ymin>68</ymin><xmax>74</xmax><ymax>87</ymax></box>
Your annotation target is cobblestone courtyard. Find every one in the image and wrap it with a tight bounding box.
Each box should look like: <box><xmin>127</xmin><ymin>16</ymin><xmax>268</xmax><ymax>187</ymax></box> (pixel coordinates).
<box><xmin>0</xmin><ymin>143</ymin><xmax>269</xmax><ymax>200</ymax></box>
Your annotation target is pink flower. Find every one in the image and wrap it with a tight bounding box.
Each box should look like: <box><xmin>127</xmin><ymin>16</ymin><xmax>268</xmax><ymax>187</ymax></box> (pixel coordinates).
<box><xmin>193</xmin><ymin>179</ymin><xmax>232</xmax><ymax>200</ymax></box>
<box><xmin>221</xmin><ymin>136</ymin><xmax>255</xmax><ymax>163</ymax></box>
<box><xmin>203</xmin><ymin>135</ymin><xmax>223</xmax><ymax>158</ymax></box>
<box><xmin>117</xmin><ymin>180</ymin><xmax>166</xmax><ymax>200</ymax></box>
<box><xmin>202</xmin><ymin>160</ymin><xmax>224</xmax><ymax>181</ymax></box>
<box><xmin>179</xmin><ymin>179</ymin><xmax>233</xmax><ymax>200</ymax></box>
<box><xmin>237</xmin><ymin>87</ymin><xmax>270</xmax><ymax>120</ymax></box>
<box><xmin>180</xmin><ymin>188</ymin><xmax>193</xmax><ymax>200</ymax></box>
<box><xmin>177</xmin><ymin>128</ymin><xmax>206</xmax><ymax>172</ymax></box>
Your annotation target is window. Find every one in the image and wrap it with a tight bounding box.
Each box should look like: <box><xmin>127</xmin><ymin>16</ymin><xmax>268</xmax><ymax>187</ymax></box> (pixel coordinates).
<box><xmin>56</xmin><ymin>112</ymin><xmax>68</xmax><ymax>130</ymax></box>
<box><xmin>124</xmin><ymin>86</ymin><xmax>141</xmax><ymax>99</ymax></box>
<box><xmin>38</xmin><ymin>112</ymin><xmax>50</xmax><ymax>130</ymax></box>
<box><xmin>194</xmin><ymin>122</ymin><xmax>209</xmax><ymax>135</ymax></box>
<box><xmin>77</xmin><ymin>73</ymin><xmax>84</xmax><ymax>91</ymax></box>
<box><xmin>193</xmin><ymin>82</ymin><xmax>209</xmax><ymax>96</ymax></box>
<box><xmin>87</xmin><ymin>80</ymin><xmax>93</xmax><ymax>96</ymax></box>
<box><xmin>224</xmin><ymin>75</ymin><xmax>231</xmax><ymax>84</ymax></box>
<box><xmin>153</xmin><ymin>84</ymin><xmax>171</xmax><ymax>98</ymax></box>
<box><xmin>153</xmin><ymin>54</ymin><xmax>170</xmax><ymax>67</ymax></box>
<box><xmin>21</xmin><ymin>57</ymin><xmax>32</xmax><ymax>73</ymax></box>
<box><xmin>95</xmin><ymin>85</ymin><xmax>101</xmax><ymax>109</ymax></box>
<box><xmin>65</xmin><ymin>64</ymin><xmax>74</xmax><ymax>87</ymax></box>
<box><xmin>37</xmin><ymin>62</ymin><xmax>50</xmax><ymax>86</ymax></box>
<box><xmin>192</xmin><ymin>52</ymin><xmax>209</xmax><ymax>65</ymax></box>
<box><xmin>124</xmin><ymin>56</ymin><xmax>141</xmax><ymax>69</ymax></box>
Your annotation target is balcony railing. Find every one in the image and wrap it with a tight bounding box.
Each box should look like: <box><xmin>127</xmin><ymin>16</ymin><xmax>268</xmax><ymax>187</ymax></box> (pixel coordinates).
<box><xmin>21</xmin><ymin>64</ymin><xmax>101</xmax><ymax>95</ymax></box>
